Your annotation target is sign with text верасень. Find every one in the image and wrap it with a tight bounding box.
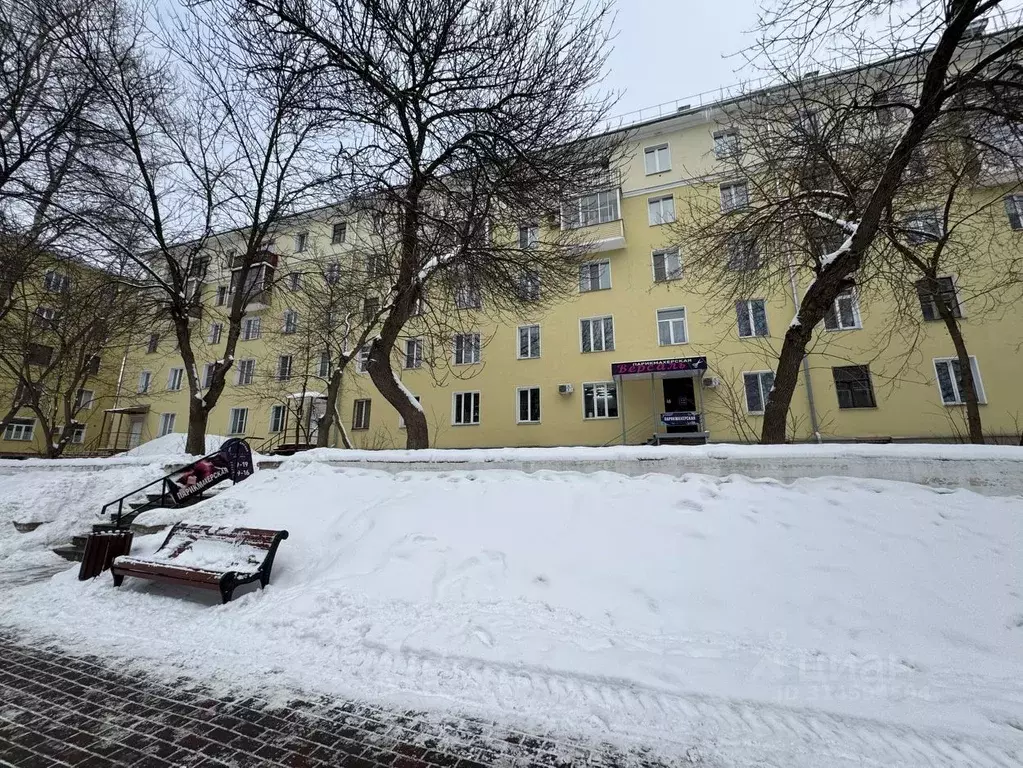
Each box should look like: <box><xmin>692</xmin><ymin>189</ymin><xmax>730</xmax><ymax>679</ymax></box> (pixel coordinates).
<box><xmin>610</xmin><ymin>357</ymin><xmax>708</xmax><ymax>377</ymax></box>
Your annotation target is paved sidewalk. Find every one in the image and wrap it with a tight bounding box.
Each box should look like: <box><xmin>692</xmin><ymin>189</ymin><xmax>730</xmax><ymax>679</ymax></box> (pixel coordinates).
<box><xmin>0</xmin><ymin>632</ymin><xmax>683</xmax><ymax>768</ymax></box>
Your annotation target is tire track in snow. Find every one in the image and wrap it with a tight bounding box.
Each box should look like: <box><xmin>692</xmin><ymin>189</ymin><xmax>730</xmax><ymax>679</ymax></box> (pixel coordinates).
<box><xmin>351</xmin><ymin>639</ymin><xmax>1023</xmax><ymax>767</ymax></box>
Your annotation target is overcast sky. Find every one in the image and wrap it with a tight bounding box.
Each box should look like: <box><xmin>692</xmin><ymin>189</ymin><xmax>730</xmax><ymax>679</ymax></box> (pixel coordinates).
<box><xmin>602</xmin><ymin>0</ymin><xmax>761</xmax><ymax>119</ymax></box>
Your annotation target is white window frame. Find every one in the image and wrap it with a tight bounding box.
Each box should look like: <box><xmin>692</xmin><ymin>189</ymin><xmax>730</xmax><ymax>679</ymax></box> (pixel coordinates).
<box><xmin>742</xmin><ymin>371</ymin><xmax>775</xmax><ymax>414</ymax></box>
<box><xmin>453</xmin><ymin>333</ymin><xmax>481</xmax><ymax>365</ymax></box>
<box><xmin>352</xmin><ymin>398</ymin><xmax>372</xmax><ymax>430</ymax></box>
<box><xmin>580</xmin><ymin>315</ymin><xmax>615</xmax><ymax>353</ymax></box>
<box><xmin>516</xmin><ymin>386</ymin><xmax>541</xmax><ymax>424</ymax></box>
<box><xmin>357</xmin><ymin>344</ymin><xmax>372</xmax><ymax>373</ymax></box>
<box><xmin>518</xmin><ymin>224</ymin><xmax>538</xmax><ymax>250</ymax></box>
<box><xmin>652</xmin><ymin>247</ymin><xmax>683</xmax><ymax>283</ymax></box>
<box><xmin>202</xmin><ymin>362</ymin><xmax>214</xmax><ymax>388</ymax></box>
<box><xmin>269</xmin><ymin>404</ymin><xmax>286</xmax><ymax>433</ymax></box>
<box><xmin>517</xmin><ymin>324</ymin><xmax>541</xmax><ymax>359</ymax></box>
<box><xmin>215</xmin><ymin>286</ymin><xmax>228</xmax><ymax>306</ymax></box>
<box><xmin>277</xmin><ymin>354</ymin><xmax>293</xmax><ymax>381</ymax></box>
<box><xmin>158</xmin><ymin>412</ymin><xmax>176</xmax><ymax>437</ymax></box>
<box><xmin>3</xmin><ymin>418</ymin><xmax>35</xmax><ymax>442</ymax></box>
<box><xmin>647</xmin><ymin>195</ymin><xmax>675</xmax><ymax>226</ymax></box>
<box><xmin>823</xmin><ymin>289</ymin><xmax>862</xmax><ymax>331</ymax></box>
<box><xmin>167</xmin><ymin>367</ymin><xmax>184</xmax><ymax>391</ymax></box>
<box><xmin>578</xmin><ymin>259</ymin><xmax>611</xmax><ymax>292</ymax></box>
<box><xmin>736</xmin><ymin>299</ymin><xmax>769</xmax><ymax>338</ymax></box>
<box><xmin>933</xmin><ymin>356</ymin><xmax>987</xmax><ymax>405</ymax></box>
<box><xmin>35</xmin><ymin>306</ymin><xmax>56</xmax><ymax>327</ymax></box>
<box><xmin>75</xmin><ymin>389</ymin><xmax>95</xmax><ymax>411</ymax></box>
<box><xmin>208</xmin><ymin>322</ymin><xmax>223</xmax><ymax>344</ymax></box>
<box><xmin>582</xmin><ymin>381</ymin><xmax>618</xmax><ymax>420</ymax></box>
<box><xmin>713</xmin><ymin>128</ymin><xmax>739</xmax><ymax>158</ymax></box>
<box><xmin>656</xmin><ymin>307</ymin><xmax>689</xmax><ymax>346</ymax></box>
<box><xmin>452</xmin><ymin>391</ymin><xmax>481</xmax><ymax>426</ymax></box>
<box><xmin>318</xmin><ymin>350</ymin><xmax>331</xmax><ymax>378</ymax></box>
<box><xmin>294</xmin><ymin>231</ymin><xmax>309</xmax><ymax>252</ymax></box>
<box><xmin>643</xmin><ymin>143</ymin><xmax>671</xmax><ymax>175</ymax></box>
<box><xmin>562</xmin><ymin>190</ymin><xmax>619</xmax><ymax>229</ymax></box>
<box><xmin>236</xmin><ymin>359</ymin><xmax>256</xmax><ymax>385</ymax></box>
<box><xmin>404</xmin><ymin>338</ymin><xmax>423</xmax><ymax>369</ymax></box>
<box><xmin>44</xmin><ymin>270</ymin><xmax>69</xmax><ymax>292</ymax></box>
<box><xmin>720</xmin><ymin>180</ymin><xmax>749</xmax><ymax>213</ymax></box>
<box><xmin>904</xmin><ymin>209</ymin><xmax>944</xmax><ymax>244</ymax></box>
<box><xmin>242</xmin><ymin>316</ymin><xmax>261</xmax><ymax>341</ymax></box>
<box><xmin>137</xmin><ymin>371</ymin><xmax>152</xmax><ymax>394</ymax></box>
<box><xmin>228</xmin><ymin>407</ymin><xmax>248</xmax><ymax>435</ymax></box>
<box><xmin>282</xmin><ymin>309</ymin><xmax>299</xmax><ymax>334</ymax></box>
<box><xmin>331</xmin><ymin>222</ymin><xmax>347</xmax><ymax>244</ymax></box>
<box><xmin>69</xmin><ymin>423</ymin><xmax>86</xmax><ymax>444</ymax></box>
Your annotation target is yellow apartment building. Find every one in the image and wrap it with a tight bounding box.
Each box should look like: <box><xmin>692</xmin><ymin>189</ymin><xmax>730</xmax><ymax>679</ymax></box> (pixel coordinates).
<box><xmin>92</xmin><ymin>90</ymin><xmax>1023</xmax><ymax>454</ymax></box>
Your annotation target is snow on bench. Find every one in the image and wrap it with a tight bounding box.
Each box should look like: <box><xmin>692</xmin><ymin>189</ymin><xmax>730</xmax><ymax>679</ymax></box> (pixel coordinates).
<box><xmin>110</xmin><ymin>523</ymin><xmax>289</xmax><ymax>603</ymax></box>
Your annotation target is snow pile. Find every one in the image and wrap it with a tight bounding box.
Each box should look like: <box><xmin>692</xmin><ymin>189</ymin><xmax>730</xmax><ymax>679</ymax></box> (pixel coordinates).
<box><xmin>122</xmin><ymin>432</ymin><xmax>228</xmax><ymax>459</ymax></box>
<box><xmin>2</xmin><ymin>464</ymin><xmax>1021</xmax><ymax>762</ymax></box>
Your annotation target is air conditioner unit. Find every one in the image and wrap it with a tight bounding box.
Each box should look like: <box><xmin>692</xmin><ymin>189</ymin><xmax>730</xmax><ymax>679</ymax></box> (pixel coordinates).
<box><xmin>703</xmin><ymin>377</ymin><xmax>721</xmax><ymax>388</ymax></box>
<box><xmin>557</xmin><ymin>383</ymin><xmax>574</xmax><ymax>395</ymax></box>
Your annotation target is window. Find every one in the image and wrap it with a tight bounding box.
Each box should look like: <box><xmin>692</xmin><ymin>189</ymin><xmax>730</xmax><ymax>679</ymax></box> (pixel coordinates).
<box><xmin>915</xmin><ymin>277</ymin><xmax>961</xmax><ymax>321</ymax></box>
<box><xmin>823</xmin><ymin>290</ymin><xmax>861</xmax><ymax>330</ymax></box>
<box><xmin>583</xmin><ymin>382</ymin><xmax>618</xmax><ymax>419</ymax></box>
<box><xmin>410</xmin><ymin>295</ymin><xmax>426</xmax><ymax>316</ymax></box>
<box><xmin>578</xmin><ymin>260</ymin><xmax>611</xmax><ymax>292</ymax></box>
<box><xmin>269</xmin><ymin>404</ymin><xmax>286</xmax><ymax>433</ymax></box>
<box><xmin>357</xmin><ymin>344</ymin><xmax>372</xmax><ymax>373</ymax></box>
<box><xmin>352</xmin><ymin>399</ymin><xmax>372</xmax><ymax>430</ymax></box>
<box><xmin>281</xmin><ymin>309</ymin><xmax>298</xmax><ymax>334</ymax></box>
<box><xmin>167</xmin><ymin>368</ymin><xmax>184</xmax><ymax>391</ymax></box>
<box><xmin>517</xmin><ymin>387</ymin><xmax>541</xmax><ymax>423</ymax></box>
<box><xmin>453</xmin><ymin>333</ymin><xmax>481</xmax><ymax>365</ymax></box>
<box><xmin>563</xmin><ymin>190</ymin><xmax>619</xmax><ymax>229</ymax></box>
<box><xmin>86</xmin><ymin>355</ymin><xmax>100</xmax><ymax>376</ymax></box>
<box><xmin>146</xmin><ymin>333</ymin><xmax>160</xmax><ymax>354</ymax></box>
<box><xmin>277</xmin><ymin>355</ymin><xmax>293</xmax><ymax>381</ymax></box>
<box><xmin>652</xmin><ymin>248</ymin><xmax>683</xmax><ymax>282</ymax></box>
<box><xmin>288</xmin><ymin>272</ymin><xmax>302</xmax><ymax>291</ymax></box>
<box><xmin>453</xmin><ymin>391</ymin><xmax>480</xmax><ymax>425</ymax></box>
<box><xmin>137</xmin><ymin>371</ymin><xmax>152</xmax><ymax>393</ymax></box>
<box><xmin>34</xmin><ymin>306</ymin><xmax>56</xmax><ymax>328</ymax></box>
<box><xmin>69</xmin><ymin>423</ymin><xmax>86</xmax><ymax>444</ymax></box>
<box><xmin>656</xmin><ymin>308</ymin><xmax>688</xmax><ymax>345</ymax></box>
<box><xmin>934</xmin><ymin>357</ymin><xmax>986</xmax><ymax>405</ymax></box>
<box><xmin>713</xmin><ymin>128</ymin><xmax>739</xmax><ymax>158</ymax></box>
<box><xmin>518</xmin><ymin>224</ymin><xmax>538</xmax><ymax>250</ymax></box>
<box><xmin>318</xmin><ymin>350</ymin><xmax>331</xmax><ymax>378</ymax></box>
<box><xmin>365</xmin><ymin>252</ymin><xmax>386</xmax><ymax>278</ymax></box>
<box><xmin>720</xmin><ymin>181</ymin><xmax>749</xmax><ymax>212</ymax></box>
<box><xmin>517</xmin><ymin>270</ymin><xmax>541</xmax><ymax>301</ymax></box>
<box><xmin>75</xmin><ymin>389</ymin><xmax>94</xmax><ymax>410</ymax></box>
<box><xmin>1005</xmin><ymin>195</ymin><xmax>1023</xmax><ymax>230</ymax></box>
<box><xmin>736</xmin><ymin>300</ymin><xmax>768</xmax><ymax>338</ymax></box>
<box><xmin>325</xmin><ymin>261</ymin><xmax>341</xmax><ymax>284</ymax></box>
<box><xmin>295</xmin><ymin>232</ymin><xmax>309</xmax><ymax>252</ymax></box>
<box><xmin>242</xmin><ymin>316</ymin><xmax>261</xmax><ymax>340</ymax></box>
<box><xmin>743</xmin><ymin>371</ymin><xmax>775</xmax><ymax>414</ymax></box>
<box><xmin>44</xmin><ymin>271</ymin><xmax>69</xmax><ymax>292</ymax></box>
<box><xmin>643</xmin><ymin>144</ymin><xmax>671</xmax><ymax>174</ymax></box>
<box><xmin>208</xmin><ymin>322</ymin><xmax>223</xmax><ymax>344</ymax></box>
<box><xmin>236</xmin><ymin>359</ymin><xmax>256</xmax><ymax>385</ymax></box>
<box><xmin>202</xmin><ymin>362</ymin><xmax>215</xmax><ymax>388</ymax></box>
<box><xmin>647</xmin><ymin>195</ymin><xmax>675</xmax><ymax>226</ymax></box>
<box><xmin>832</xmin><ymin>365</ymin><xmax>877</xmax><ymax>409</ymax></box>
<box><xmin>26</xmin><ymin>343</ymin><xmax>53</xmax><ymax>366</ymax></box>
<box><xmin>580</xmin><ymin>316</ymin><xmax>614</xmax><ymax>352</ymax></box>
<box><xmin>398</xmin><ymin>396</ymin><xmax>421</xmax><ymax>429</ymax></box>
<box><xmin>404</xmin><ymin>338</ymin><xmax>423</xmax><ymax>369</ymax></box>
<box><xmin>228</xmin><ymin>407</ymin><xmax>248</xmax><ymax>435</ymax></box>
<box><xmin>726</xmin><ymin>233</ymin><xmax>760</xmax><ymax>270</ymax></box>
<box><xmin>332</xmin><ymin>222</ymin><xmax>347</xmax><ymax>244</ymax></box>
<box><xmin>4</xmin><ymin>418</ymin><xmax>35</xmax><ymax>441</ymax></box>
<box><xmin>454</xmin><ymin>279</ymin><xmax>482</xmax><ymax>309</ymax></box>
<box><xmin>216</xmin><ymin>286</ymin><xmax>228</xmax><ymax>306</ymax></box>
<box><xmin>158</xmin><ymin>413</ymin><xmax>176</xmax><ymax>437</ymax></box>
<box><xmin>517</xmin><ymin>324</ymin><xmax>541</xmax><ymax>359</ymax></box>
<box><xmin>903</xmin><ymin>210</ymin><xmax>943</xmax><ymax>244</ymax></box>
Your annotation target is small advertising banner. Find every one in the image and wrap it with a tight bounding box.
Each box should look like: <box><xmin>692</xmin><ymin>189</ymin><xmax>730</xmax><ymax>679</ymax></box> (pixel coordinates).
<box><xmin>166</xmin><ymin>438</ymin><xmax>254</xmax><ymax>505</ymax></box>
<box><xmin>611</xmin><ymin>357</ymin><xmax>708</xmax><ymax>377</ymax></box>
<box><xmin>661</xmin><ymin>411</ymin><xmax>701</xmax><ymax>427</ymax></box>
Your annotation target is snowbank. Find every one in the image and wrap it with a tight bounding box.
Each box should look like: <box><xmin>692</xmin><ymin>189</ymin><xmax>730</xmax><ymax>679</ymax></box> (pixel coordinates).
<box><xmin>2</xmin><ymin>464</ymin><xmax>1021</xmax><ymax>762</ymax></box>
<box><xmin>122</xmin><ymin>432</ymin><xmax>228</xmax><ymax>458</ymax></box>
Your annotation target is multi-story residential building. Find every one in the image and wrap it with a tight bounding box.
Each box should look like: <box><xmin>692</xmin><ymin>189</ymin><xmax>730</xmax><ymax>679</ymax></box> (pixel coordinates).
<box><xmin>70</xmin><ymin>66</ymin><xmax>1023</xmax><ymax>453</ymax></box>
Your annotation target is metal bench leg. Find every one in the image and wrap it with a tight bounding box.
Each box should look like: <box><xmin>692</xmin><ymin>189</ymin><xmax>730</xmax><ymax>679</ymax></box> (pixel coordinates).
<box><xmin>112</xmin><ymin>573</ymin><xmax>124</xmax><ymax>587</ymax></box>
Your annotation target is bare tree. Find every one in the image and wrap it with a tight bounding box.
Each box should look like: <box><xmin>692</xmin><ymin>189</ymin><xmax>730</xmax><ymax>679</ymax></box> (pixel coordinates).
<box><xmin>76</xmin><ymin>3</ymin><xmax>340</xmax><ymax>454</ymax></box>
<box><xmin>674</xmin><ymin>4</ymin><xmax>1023</xmax><ymax>443</ymax></box>
<box><xmin>226</xmin><ymin>0</ymin><xmax>623</xmax><ymax>448</ymax></box>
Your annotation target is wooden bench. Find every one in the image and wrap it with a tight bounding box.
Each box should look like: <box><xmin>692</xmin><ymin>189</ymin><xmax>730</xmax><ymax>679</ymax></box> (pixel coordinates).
<box><xmin>110</xmin><ymin>523</ymin><xmax>289</xmax><ymax>603</ymax></box>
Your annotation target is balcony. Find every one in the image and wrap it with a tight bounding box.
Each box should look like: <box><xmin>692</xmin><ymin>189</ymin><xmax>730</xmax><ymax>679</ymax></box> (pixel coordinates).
<box><xmin>575</xmin><ymin>218</ymin><xmax>626</xmax><ymax>252</ymax></box>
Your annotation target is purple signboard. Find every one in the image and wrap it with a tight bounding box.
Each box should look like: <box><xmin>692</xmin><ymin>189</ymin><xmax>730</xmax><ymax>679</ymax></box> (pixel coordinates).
<box><xmin>661</xmin><ymin>411</ymin><xmax>701</xmax><ymax>427</ymax></box>
<box><xmin>611</xmin><ymin>357</ymin><xmax>708</xmax><ymax>377</ymax></box>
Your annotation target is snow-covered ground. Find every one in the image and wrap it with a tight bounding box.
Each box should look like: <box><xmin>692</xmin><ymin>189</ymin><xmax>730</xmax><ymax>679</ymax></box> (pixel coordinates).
<box><xmin>1</xmin><ymin>460</ymin><xmax>1022</xmax><ymax>765</ymax></box>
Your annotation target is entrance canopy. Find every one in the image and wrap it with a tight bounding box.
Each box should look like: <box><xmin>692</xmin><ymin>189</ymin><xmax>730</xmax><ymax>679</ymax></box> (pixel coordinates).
<box><xmin>104</xmin><ymin>405</ymin><xmax>150</xmax><ymax>414</ymax></box>
<box><xmin>610</xmin><ymin>356</ymin><xmax>708</xmax><ymax>381</ymax></box>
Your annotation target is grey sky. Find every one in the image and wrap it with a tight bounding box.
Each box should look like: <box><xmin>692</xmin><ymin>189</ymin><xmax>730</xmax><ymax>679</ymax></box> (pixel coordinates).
<box><xmin>602</xmin><ymin>0</ymin><xmax>760</xmax><ymax>119</ymax></box>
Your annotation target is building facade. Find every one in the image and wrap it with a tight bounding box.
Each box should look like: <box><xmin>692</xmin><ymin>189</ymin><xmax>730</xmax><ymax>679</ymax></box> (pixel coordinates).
<box><xmin>54</xmin><ymin>87</ymin><xmax>1023</xmax><ymax>455</ymax></box>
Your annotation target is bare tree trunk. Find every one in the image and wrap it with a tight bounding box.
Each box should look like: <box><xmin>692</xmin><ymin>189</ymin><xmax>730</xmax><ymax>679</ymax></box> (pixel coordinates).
<box><xmin>367</xmin><ymin>337</ymin><xmax>428</xmax><ymax>449</ymax></box>
<box><xmin>936</xmin><ymin>301</ymin><xmax>983</xmax><ymax>444</ymax></box>
<box><xmin>186</xmin><ymin>398</ymin><xmax>209</xmax><ymax>455</ymax></box>
<box><xmin>317</xmin><ymin>369</ymin><xmax>344</xmax><ymax>448</ymax></box>
<box><xmin>761</xmin><ymin>296</ymin><xmax>823</xmax><ymax>444</ymax></box>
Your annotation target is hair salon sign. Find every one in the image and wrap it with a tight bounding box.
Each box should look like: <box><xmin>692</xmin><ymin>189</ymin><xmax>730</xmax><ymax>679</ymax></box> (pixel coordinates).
<box><xmin>611</xmin><ymin>357</ymin><xmax>708</xmax><ymax>376</ymax></box>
